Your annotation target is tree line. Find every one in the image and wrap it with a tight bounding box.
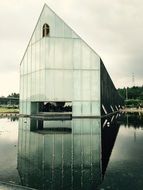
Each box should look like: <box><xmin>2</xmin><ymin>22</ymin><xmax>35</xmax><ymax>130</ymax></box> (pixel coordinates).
<box><xmin>118</xmin><ymin>86</ymin><xmax>143</xmax><ymax>107</ymax></box>
<box><xmin>0</xmin><ymin>93</ymin><xmax>19</xmax><ymax>106</ymax></box>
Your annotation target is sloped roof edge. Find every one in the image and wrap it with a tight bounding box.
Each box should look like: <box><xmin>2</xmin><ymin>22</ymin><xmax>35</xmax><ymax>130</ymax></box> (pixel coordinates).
<box><xmin>20</xmin><ymin>3</ymin><xmax>101</xmax><ymax>65</ymax></box>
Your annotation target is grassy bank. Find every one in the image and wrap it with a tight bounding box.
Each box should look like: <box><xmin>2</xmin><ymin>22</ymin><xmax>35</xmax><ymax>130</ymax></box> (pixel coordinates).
<box><xmin>123</xmin><ymin>108</ymin><xmax>143</xmax><ymax>113</ymax></box>
<box><xmin>0</xmin><ymin>107</ymin><xmax>19</xmax><ymax>113</ymax></box>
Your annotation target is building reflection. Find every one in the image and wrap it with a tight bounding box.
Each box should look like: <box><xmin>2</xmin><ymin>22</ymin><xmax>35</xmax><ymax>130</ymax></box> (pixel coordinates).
<box><xmin>101</xmin><ymin>115</ymin><xmax>120</xmax><ymax>177</ymax></box>
<box><xmin>17</xmin><ymin>115</ymin><xmax>121</xmax><ymax>190</ymax></box>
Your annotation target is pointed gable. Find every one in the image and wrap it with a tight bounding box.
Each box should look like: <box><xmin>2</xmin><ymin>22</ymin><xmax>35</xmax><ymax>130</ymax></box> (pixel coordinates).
<box><xmin>30</xmin><ymin>4</ymin><xmax>79</xmax><ymax>45</ymax></box>
<box><xmin>20</xmin><ymin>4</ymin><xmax>123</xmax><ymax>117</ymax></box>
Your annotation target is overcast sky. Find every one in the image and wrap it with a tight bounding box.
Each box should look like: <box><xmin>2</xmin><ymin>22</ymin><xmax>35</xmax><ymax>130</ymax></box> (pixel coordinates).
<box><xmin>0</xmin><ymin>0</ymin><xmax>143</xmax><ymax>96</ymax></box>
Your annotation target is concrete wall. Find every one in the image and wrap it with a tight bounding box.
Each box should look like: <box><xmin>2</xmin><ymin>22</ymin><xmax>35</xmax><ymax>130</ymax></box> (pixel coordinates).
<box><xmin>100</xmin><ymin>59</ymin><xmax>124</xmax><ymax>115</ymax></box>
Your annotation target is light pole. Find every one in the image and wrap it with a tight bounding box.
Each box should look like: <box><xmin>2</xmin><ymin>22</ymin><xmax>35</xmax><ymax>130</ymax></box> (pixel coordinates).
<box><xmin>126</xmin><ymin>87</ymin><xmax>128</xmax><ymax>100</ymax></box>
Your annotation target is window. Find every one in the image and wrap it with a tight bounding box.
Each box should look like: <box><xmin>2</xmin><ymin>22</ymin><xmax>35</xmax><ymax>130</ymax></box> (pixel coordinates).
<box><xmin>42</xmin><ymin>23</ymin><xmax>49</xmax><ymax>37</ymax></box>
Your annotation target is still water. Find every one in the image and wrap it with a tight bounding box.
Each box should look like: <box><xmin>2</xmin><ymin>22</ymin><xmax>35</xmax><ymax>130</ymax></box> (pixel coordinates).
<box><xmin>0</xmin><ymin>113</ymin><xmax>143</xmax><ymax>190</ymax></box>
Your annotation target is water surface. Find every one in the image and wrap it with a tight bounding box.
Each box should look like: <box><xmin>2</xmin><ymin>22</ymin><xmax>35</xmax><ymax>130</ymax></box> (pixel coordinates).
<box><xmin>0</xmin><ymin>113</ymin><xmax>143</xmax><ymax>189</ymax></box>
<box><xmin>100</xmin><ymin>113</ymin><xmax>143</xmax><ymax>190</ymax></box>
<box><xmin>0</xmin><ymin>117</ymin><xmax>19</xmax><ymax>184</ymax></box>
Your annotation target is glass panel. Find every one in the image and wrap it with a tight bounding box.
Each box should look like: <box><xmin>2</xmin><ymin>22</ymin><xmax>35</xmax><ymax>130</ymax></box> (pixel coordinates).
<box><xmin>82</xmin><ymin>71</ymin><xmax>90</xmax><ymax>100</ymax></box>
<box><xmin>45</xmin><ymin>70</ymin><xmax>54</xmax><ymax>100</ymax></box>
<box><xmin>73</xmin><ymin>71</ymin><xmax>81</xmax><ymax>100</ymax></box>
<box><xmin>40</xmin><ymin>70</ymin><xmax>46</xmax><ymax>100</ymax></box>
<box><xmin>27</xmin><ymin>74</ymin><xmax>31</xmax><ymax>100</ymax></box>
<box><xmin>35</xmin><ymin>71</ymin><xmax>39</xmax><ymax>101</ymax></box>
<box><xmin>91</xmin><ymin>101</ymin><xmax>100</xmax><ymax>116</ymax></box>
<box><xmin>35</xmin><ymin>42</ymin><xmax>40</xmax><ymax>71</ymax></box>
<box><xmin>73</xmin><ymin>39</ymin><xmax>81</xmax><ymax>69</ymax></box>
<box><xmin>72</xmin><ymin>102</ymin><xmax>81</xmax><ymax>116</ymax></box>
<box><xmin>82</xmin><ymin>102</ymin><xmax>91</xmax><ymax>115</ymax></box>
<box><xmin>31</xmin><ymin>72</ymin><xmax>36</xmax><ymax>100</ymax></box>
<box><xmin>54</xmin><ymin>70</ymin><xmax>64</xmax><ymax>100</ymax></box>
<box><xmin>27</xmin><ymin>47</ymin><xmax>31</xmax><ymax>74</ymax></box>
<box><xmin>26</xmin><ymin>101</ymin><xmax>31</xmax><ymax>115</ymax></box>
<box><xmin>64</xmin><ymin>24</ymin><xmax>72</xmax><ymax>38</ymax></box>
<box><xmin>63</xmin><ymin>71</ymin><xmax>72</xmax><ymax>100</ymax></box>
<box><xmin>23</xmin><ymin>101</ymin><xmax>27</xmax><ymax>114</ymax></box>
<box><xmin>31</xmin><ymin>45</ymin><xmax>36</xmax><ymax>72</ymax></box>
<box><xmin>20</xmin><ymin>60</ymin><xmax>24</xmax><ymax>76</ymax></box>
<box><xmin>91</xmin><ymin>51</ymin><xmax>100</xmax><ymax>69</ymax></box>
<box><xmin>55</xmin><ymin>16</ymin><xmax>64</xmax><ymax>37</ymax></box>
<box><xmin>81</xmin><ymin>42</ymin><xmax>91</xmax><ymax>69</ymax></box>
<box><xmin>54</xmin><ymin>38</ymin><xmax>64</xmax><ymax>68</ymax></box>
<box><xmin>91</xmin><ymin>70</ymin><xmax>100</xmax><ymax>101</ymax></box>
<box><xmin>23</xmin><ymin>75</ymin><xmax>27</xmax><ymax>100</ymax></box>
<box><xmin>20</xmin><ymin>75</ymin><xmax>24</xmax><ymax>100</ymax></box>
<box><xmin>40</xmin><ymin>38</ymin><xmax>46</xmax><ymax>70</ymax></box>
<box><xmin>63</xmin><ymin>39</ymin><xmax>73</xmax><ymax>69</ymax></box>
<box><xmin>46</xmin><ymin>38</ymin><xmax>55</xmax><ymax>69</ymax></box>
<box><xmin>20</xmin><ymin>101</ymin><xmax>23</xmax><ymax>114</ymax></box>
<box><xmin>23</xmin><ymin>56</ymin><xmax>27</xmax><ymax>75</ymax></box>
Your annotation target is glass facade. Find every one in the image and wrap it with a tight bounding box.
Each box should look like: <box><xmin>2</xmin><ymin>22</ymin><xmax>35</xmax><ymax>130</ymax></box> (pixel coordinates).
<box><xmin>20</xmin><ymin>4</ymin><xmax>123</xmax><ymax>117</ymax></box>
<box><xmin>20</xmin><ymin>5</ymin><xmax>101</xmax><ymax>117</ymax></box>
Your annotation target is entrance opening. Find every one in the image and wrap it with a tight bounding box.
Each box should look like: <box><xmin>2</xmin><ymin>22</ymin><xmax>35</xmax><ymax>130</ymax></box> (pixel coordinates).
<box><xmin>39</xmin><ymin>101</ymin><xmax>72</xmax><ymax>113</ymax></box>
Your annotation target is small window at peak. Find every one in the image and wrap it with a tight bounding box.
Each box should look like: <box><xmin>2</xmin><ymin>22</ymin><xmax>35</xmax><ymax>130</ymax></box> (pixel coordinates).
<box><xmin>42</xmin><ymin>23</ymin><xmax>49</xmax><ymax>37</ymax></box>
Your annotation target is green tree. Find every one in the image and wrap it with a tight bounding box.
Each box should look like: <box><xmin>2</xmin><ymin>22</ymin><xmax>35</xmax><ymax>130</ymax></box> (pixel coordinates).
<box><xmin>7</xmin><ymin>93</ymin><xmax>19</xmax><ymax>98</ymax></box>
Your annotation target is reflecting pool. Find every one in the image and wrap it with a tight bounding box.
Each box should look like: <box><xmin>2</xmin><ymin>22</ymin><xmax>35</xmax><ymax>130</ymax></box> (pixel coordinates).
<box><xmin>0</xmin><ymin>113</ymin><xmax>143</xmax><ymax>189</ymax></box>
<box><xmin>0</xmin><ymin>116</ymin><xmax>19</xmax><ymax>183</ymax></box>
<box><xmin>100</xmin><ymin>112</ymin><xmax>143</xmax><ymax>190</ymax></box>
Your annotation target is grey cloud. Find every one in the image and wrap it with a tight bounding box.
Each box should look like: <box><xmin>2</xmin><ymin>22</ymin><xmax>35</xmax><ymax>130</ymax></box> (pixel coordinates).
<box><xmin>0</xmin><ymin>0</ymin><xmax>143</xmax><ymax>95</ymax></box>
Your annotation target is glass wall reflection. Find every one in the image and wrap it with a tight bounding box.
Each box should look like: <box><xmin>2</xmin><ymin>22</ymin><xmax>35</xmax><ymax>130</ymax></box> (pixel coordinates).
<box><xmin>18</xmin><ymin>115</ymin><xmax>121</xmax><ymax>190</ymax></box>
<box><xmin>101</xmin><ymin>115</ymin><xmax>120</xmax><ymax>177</ymax></box>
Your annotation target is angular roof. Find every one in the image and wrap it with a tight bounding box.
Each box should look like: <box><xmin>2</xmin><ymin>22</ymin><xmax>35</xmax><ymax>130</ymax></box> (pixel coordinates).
<box><xmin>20</xmin><ymin>4</ymin><xmax>100</xmax><ymax>65</ymax></box>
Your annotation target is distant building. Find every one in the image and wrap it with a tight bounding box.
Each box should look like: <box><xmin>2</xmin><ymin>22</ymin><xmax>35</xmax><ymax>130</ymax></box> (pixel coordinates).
<box><xmin>20</xmin><ymin>4</ymin><xmax>123</xmax><ymax>117</ymax></box>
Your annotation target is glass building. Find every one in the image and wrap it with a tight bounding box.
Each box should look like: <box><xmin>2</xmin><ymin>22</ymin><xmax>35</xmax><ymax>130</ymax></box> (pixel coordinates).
<box><xmin>20</xmin><ymin>4</ymin><xmax>123</xmax><ymax>117</ymax></box>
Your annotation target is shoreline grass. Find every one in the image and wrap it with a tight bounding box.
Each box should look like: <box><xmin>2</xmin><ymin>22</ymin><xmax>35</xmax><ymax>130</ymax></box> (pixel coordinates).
<box><xmin>0</xmin><ymin>107</ymin><xmax>19</xmax><ymax>113</ymax></box>
<box><xmin>123</xmin><ymin>108</ymin><xmax>143</xmax><ymax>112</ymax></box>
